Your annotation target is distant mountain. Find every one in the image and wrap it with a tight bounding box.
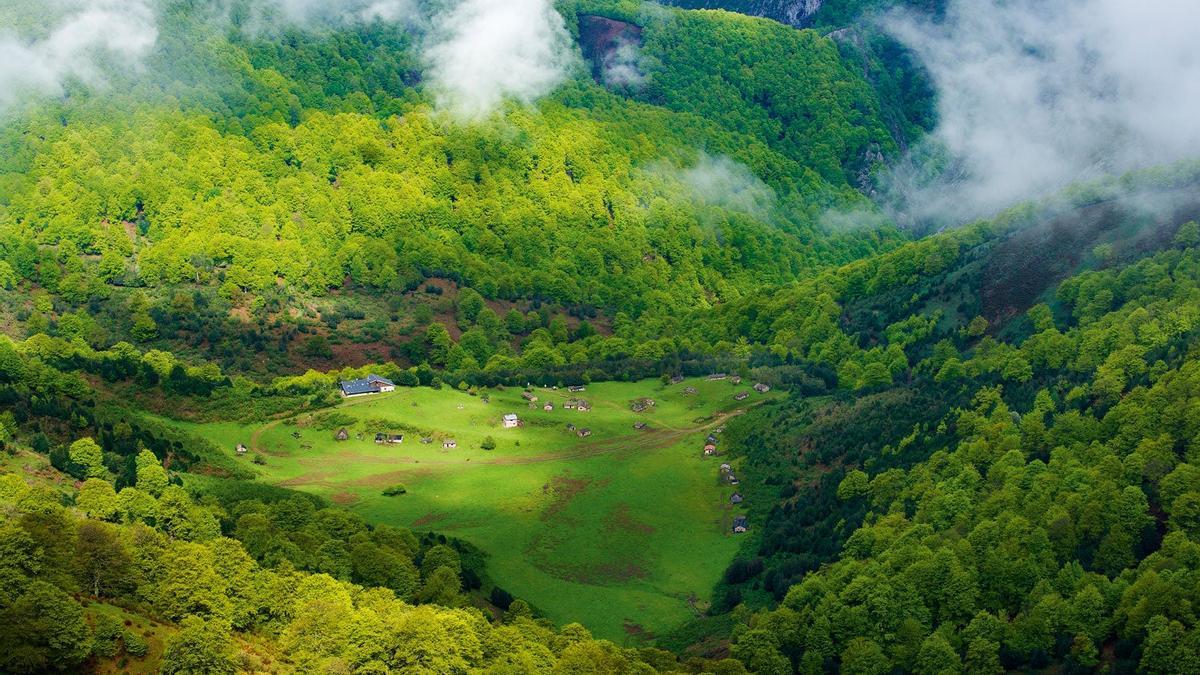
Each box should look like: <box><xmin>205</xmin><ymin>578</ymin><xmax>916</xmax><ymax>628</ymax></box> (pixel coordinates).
<box><xmin>660</xmin><ymin>0</ymin><xmax>825</xmax><ymax>27</ymax></box>
<box><xmin>657</xmin><ymin>0</ymin><xmax>943</xmax><ymax>30</ymax></box>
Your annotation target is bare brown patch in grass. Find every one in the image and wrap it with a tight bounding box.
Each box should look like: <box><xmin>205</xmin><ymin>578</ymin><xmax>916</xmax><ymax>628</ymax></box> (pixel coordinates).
<box><xmin>606</xmin><ymin>504</ymin><xmax>655</xmax><ymax>536</ymax></box>
<box><xmin>342</xmin><ymin>467</ymin><xmax>435</xmax><ymax>489</ymax></box>
<box><xmin>622</xmin><ymin>620</ymin><xmax>655</xmax><ymax>643</ymax></box>
<box><xmin>541</xmin><ymin>474</ymin><xmax>593</xmax><ymax>521</ymax></box>
<box><xmin>413</xmin><ymin>512</ymin><xmax>448</xmax><ymax>527</ymax></box>
<box><xmin>330</xmin><ymin>491</ymin><xmax>360</xmax><ymax>505</ymax></box>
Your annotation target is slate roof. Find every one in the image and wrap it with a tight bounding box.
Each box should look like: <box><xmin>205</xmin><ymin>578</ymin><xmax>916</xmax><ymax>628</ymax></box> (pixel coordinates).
<box><xmin>339</xmin><ymin>374</ymin><xmax>394</xmax><ymax>395</ymax></box>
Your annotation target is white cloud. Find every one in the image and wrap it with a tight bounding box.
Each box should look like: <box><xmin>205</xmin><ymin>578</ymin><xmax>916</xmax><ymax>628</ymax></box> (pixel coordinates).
<box><xmin>423</xmin><ymin>0</ymin><xmax>577</xmax><ymax>120</ymax></box>
<box><xmin>650</xmin><ymin>153</ymin><xmax>776</xmax><ymax>219</ymax></box>
<box><xmin>600</xmin><ymin>37</ymin><xmax>645</xmax><ymax>89</ymax></box>
<box><xmin>0</xmin><ymin>0</ymin><xmax>157</xmax><ymax>112</ymax></box>
<box><xmin>260</xmin><ymin>0</ymin><xmax>420</xmax><ymax>26</ymax></box>
<box><xmin>880</xmin><ymin>0</ymin><xmax>1200</xmax><ymax>227</ymax></box>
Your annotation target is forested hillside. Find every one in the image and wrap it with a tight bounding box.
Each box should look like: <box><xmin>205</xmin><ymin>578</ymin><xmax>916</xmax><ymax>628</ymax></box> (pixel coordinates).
<box><xmin>0</xmin><ymin>458</ymin><xmax>751</xmax><ymax>673</ymax></box>
<box><xmin>0</xmin><ymin>0</ymin><xmax>908</xmax><ymax>379</ymax></box>
<box><xmin>702</xmin><ymin>175</ymin><xmax>1200</xmax><ymax>671</ymax></box>
<box><xmin>4</xmin><ymin>0</ymin><xmax>1200</xmax><ymax>671</ymax></box>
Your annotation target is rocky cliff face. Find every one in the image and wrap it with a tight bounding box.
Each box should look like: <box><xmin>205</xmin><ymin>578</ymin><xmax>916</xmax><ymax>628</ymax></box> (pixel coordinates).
<box><xmin>577</xmin><ymin>15</ymin><xmax>645</xmax><ymax>87</ymax></box>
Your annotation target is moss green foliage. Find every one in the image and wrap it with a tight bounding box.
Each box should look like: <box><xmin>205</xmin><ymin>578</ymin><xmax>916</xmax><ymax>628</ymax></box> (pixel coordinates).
<box><xmin>0</xmin><ymin>2</ymin><xmax>903</xmax><ymax>364</ymax></box>
<box><xmin>635</xmin><ymin>9</ymin><xmax>895</xmax><ymax>185</ymax></box>
<box><xmin>714</xmin><ymin>210</ymin><xmax>1200</xmax><ymax>671</ymax></box>
<box><xmin>5</xmin><ymin>0</ymin><xmax>1200</xmax><ymax>669</ymax></box>
<box><xmin>0</xmin><ymin>469</ymin><xmax>739</xmax><ymax>672</ymax></box>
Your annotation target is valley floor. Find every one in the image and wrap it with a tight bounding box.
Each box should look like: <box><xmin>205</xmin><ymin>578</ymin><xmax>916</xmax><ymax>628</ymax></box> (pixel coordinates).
<box><xmin>176</xmin><ymin>377</ymin><xmax>776</xmax><ymax>640</ymax></box>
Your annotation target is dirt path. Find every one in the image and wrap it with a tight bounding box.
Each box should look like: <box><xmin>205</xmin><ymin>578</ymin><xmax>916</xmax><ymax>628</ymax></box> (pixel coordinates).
<box><xmin>248</xmin><ymin>418</ymin><xmax>283</xmax><ymax>453</ymax></box>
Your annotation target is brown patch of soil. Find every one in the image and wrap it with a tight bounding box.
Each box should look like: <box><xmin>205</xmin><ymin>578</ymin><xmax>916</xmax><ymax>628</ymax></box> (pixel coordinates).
<box><xmin>606</xmin><ymin>504</ymin><xmax>656</xmax><ymax>536</ymax></box>
<box><xmin>541</xmin><ymin>475</ymin><xmax>593</xmax><ymax>521</ymax></box>
<box><xmin>341</xmin><ymin>467</ymin><xmax>435</xmax><ymax>489</ymax></box>
<box><xmin>622</xmin><ymin>620</ymin><xmax>655</xmax><ymax>643</ymax></box>
<box><xmin>330</xmin><ymin>491</ymin><xmax>360</xmax><ymax>505</ymax></box>
<box><xmin>413</xmin><ymin>512</ymin><xmax>448</xmax><ymax>528</ymax></box>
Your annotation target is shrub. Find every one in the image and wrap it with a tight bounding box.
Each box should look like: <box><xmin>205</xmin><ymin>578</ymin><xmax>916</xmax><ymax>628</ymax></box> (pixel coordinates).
<box><xmin>93</xmin><ymin>615</ymin><xmax>123</xmax><ymax>658</ymax></box>
<box><xmin>124</xmin><ymin>631</ymin><xmax>149</xmax><ymax>657</ymax></box>
<box><xmin>382</xmin><ymin>484</ymin><xmax>407</xmax><ymax>496</ymax></box>
<box><xmin>481</xmin><ymin>436</ymin><xmax>496</xmax><ymax>451</ymax></box>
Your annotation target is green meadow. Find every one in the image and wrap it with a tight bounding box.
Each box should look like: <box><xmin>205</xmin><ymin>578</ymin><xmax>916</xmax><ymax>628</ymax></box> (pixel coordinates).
<box><xmin>177</xmin><ymin>377</ymin><xmax>775</xmax><ymax>641</ymax></box>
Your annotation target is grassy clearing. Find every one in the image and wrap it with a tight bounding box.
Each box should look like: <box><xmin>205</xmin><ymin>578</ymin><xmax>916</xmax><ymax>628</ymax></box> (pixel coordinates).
<box><xmin>177</xmin><ymin>377</ymin><xmax>776</xmax><ymax>641</ymax></box>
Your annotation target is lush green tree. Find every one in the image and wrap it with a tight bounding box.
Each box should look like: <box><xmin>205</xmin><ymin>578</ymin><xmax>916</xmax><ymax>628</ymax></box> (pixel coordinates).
<box><xmin>73</xmin><ymin>520</ymin><xmax>132</xmax><ymax>598</ymax></box>
<box><xmin>68</xmin><ymin>438</ymin><xmax>106</xmax><ymax>479</ymax></box>
<box><xmin>76</xmin><ymin>478</ymin><xmax>120</xmax><ymax>521</ymax></box>
<box><xmin>0</xmin><ymin>581</ymin><xmax>92</xmax><ymax>673</ymax></box>
<box><xmin>161</xmin><ymin>616</ymin><xmax>235</xmax><ymax>675</ymax></box>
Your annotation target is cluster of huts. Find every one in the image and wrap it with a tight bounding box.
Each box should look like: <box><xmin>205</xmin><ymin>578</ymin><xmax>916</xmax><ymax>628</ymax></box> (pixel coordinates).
<box><xmin>564</xmin><ymin>423</ymin><xmax>592</xmax><ymax>437</ymax></box>
<box><xmin>732</xmin><ymin>382</ymin><xmax>771</xmax><ymax>401</ymax></box>
<box><xmin>719</xmin><ymin>463</ymin><xmax>740</xmax><ymax>485</ymax></box>
<box><xmin>630</xmin><ymin>397</ymin><xmax>656</xmax><ymax>413</ymax></box>
<box><xmin>331</xmin><ymin>428</ymin><xmax>454</xmax><ymax>449</ymax></box>
<box><xmin>563</xmin><ymin>398</ymin><xmax>592</xmax><ymax>411</ymax></box>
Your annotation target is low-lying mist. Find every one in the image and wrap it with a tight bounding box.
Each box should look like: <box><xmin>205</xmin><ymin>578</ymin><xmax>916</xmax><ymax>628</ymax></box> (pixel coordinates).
<box><xmin>0</xmin><ymin>0</ymin><xmax>156</xmax><ymax>113</ymax></box>
<box><xmin>0</xmin><ymin>0</ymin><xmax>578</xmax><ymax>121</ymax></box>
<box><xmin>877</xmin><ymin>0</ymin><xmax>1200</xmax><ymax>229</ymax></box>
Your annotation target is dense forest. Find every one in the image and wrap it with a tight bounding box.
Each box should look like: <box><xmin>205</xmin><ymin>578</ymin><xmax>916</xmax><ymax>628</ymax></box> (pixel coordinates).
<box><xmin>3</xmin><ymin>0</ymin><xmax>1199</xmax><ymax>671</ymax></box>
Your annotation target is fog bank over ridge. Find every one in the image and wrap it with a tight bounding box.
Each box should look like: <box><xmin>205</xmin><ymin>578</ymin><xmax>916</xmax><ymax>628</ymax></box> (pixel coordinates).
<box><xmin>879</xmin><ymin>0</ymin><xmax>1200</xmax><ymax>228</ymax></box>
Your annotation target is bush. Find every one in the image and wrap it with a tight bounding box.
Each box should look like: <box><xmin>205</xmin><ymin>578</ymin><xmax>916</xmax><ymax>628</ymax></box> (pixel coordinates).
<box><xmin>124</xmin><ymin>631</ymin><xmax>149</xmax><ymax>657</ymax></box>
<box><xmin>93</xmin><ymin>615</ymin><xmax>123</xmax><ymax>658</ymax></box>
<box><xmin>382</xmin><ymin>484</ymin><xmax>407</xmax><ymax>496</ymax></box>
<box><xmin>481</xmin><ymin>436</ymin><xmax>496</xmax><ymax>451</ymax></box>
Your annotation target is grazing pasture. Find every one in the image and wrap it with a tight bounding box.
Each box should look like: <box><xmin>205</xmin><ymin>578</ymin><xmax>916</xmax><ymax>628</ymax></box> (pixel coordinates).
<box><xmin>179</xmin><ymin>377</ymin><xmax>775</xmax><ymax>640</ymax></box>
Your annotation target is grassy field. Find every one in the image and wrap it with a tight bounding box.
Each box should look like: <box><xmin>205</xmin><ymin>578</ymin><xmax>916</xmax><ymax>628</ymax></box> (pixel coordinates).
<box><xmin>178</xmin><ymin>377</ymin><xmax>775</xmax><ymax>641</ymax></box>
